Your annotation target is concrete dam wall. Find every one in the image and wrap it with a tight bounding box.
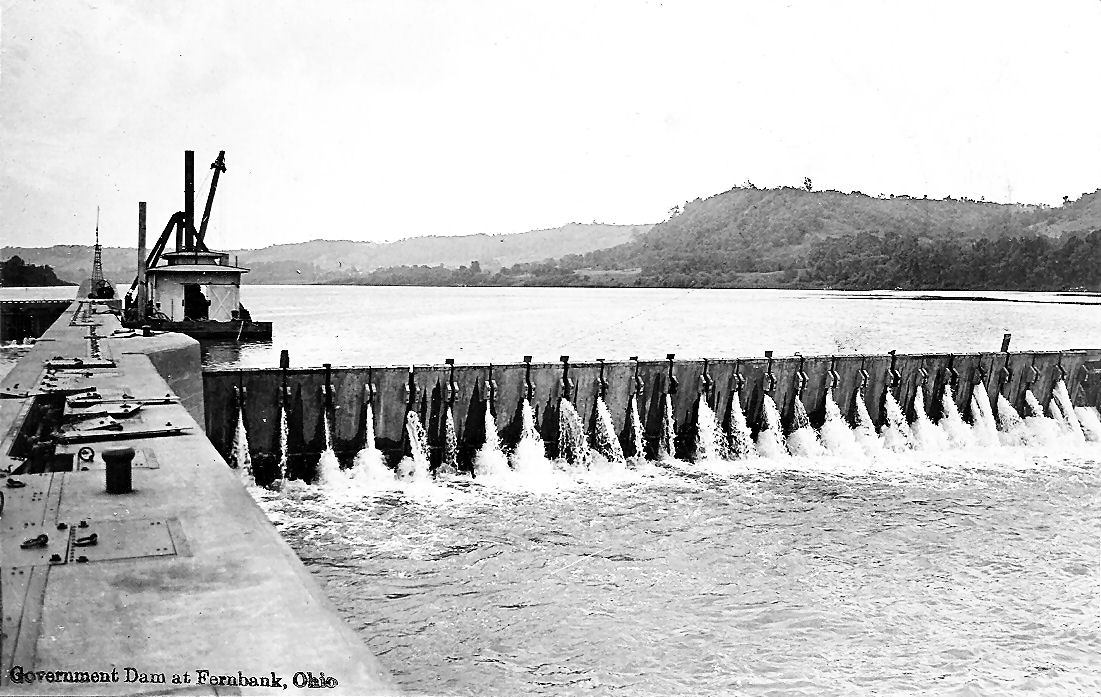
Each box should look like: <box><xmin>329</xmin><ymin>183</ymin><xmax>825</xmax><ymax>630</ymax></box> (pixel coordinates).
<box><xmin>203</xmin><ymin>349</ymin><xmax>1101</xmax><ymax>480</ymax></box>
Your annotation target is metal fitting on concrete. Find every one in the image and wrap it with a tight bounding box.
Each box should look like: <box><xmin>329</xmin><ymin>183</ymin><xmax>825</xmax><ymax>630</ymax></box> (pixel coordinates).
<box><xmin>104</xmin><ymin>446</ymin><xmax>135</xmax><ymax>494</ymax></box>
<box><xmin>596</xmin><ymin>359</ymin><xmax>609</xmax><ymax>399</ymax></box>
<box><xmin>445</xmin><ymin>358</ymin><xmax>458</xmax><ymax>403</ymax></box>
<box><xmin>665</xmin><ymin>354</ymin><xmax>678</xmax><ymax>395</ymax></box>
<box><xmin>630</xmin><ymin>357</ymin><xmax>644</xmax><ymax>396</ymax></box>
<box><xmin>485</xmin><ymin>365</ymin><xmax>498</xmax><ymax>405</ymax></box>
<box><xmin>700</xmin><ymin>359</ymin><xmax>713</xmax><ymax>398</ymax></box>
<box><xmin>764</xmin><ymin>351</ymin><xmax>775</xmax><ymax>393</ymax></box>
<box><xmin>523</xmin><ymin>356</ymin><xmax>534</xmax><ymax>400</ymax></box>
<box><xmin>559</xmin><ymin>356</ymin><xmax>573</xmax><ymax>400</ymax></box>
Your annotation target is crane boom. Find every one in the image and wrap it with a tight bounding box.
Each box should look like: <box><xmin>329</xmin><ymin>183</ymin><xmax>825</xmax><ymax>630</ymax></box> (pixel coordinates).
<box><xmin>195</xmin><ymin>151</ymin><xmax>226</xmax><ymax>251</ymax></box>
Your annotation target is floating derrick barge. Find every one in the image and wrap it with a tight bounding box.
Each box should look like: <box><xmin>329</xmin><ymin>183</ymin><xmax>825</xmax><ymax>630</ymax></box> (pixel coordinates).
<box><xmin>123</xmin><ymin>150</ymin><xmax>272</xmax><ymax>341</ymax></box>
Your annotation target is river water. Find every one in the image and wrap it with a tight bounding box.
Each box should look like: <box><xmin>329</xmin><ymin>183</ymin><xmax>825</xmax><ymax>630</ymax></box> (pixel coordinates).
<box><xmin>3</xmin><ymin>286</ymin><xmax>1100</xmax><ymax>695</ymax></box>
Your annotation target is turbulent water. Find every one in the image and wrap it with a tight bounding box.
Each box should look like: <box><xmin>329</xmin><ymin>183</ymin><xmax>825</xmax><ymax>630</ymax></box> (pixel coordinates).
<box><xmin>252</xmin><ymin>429</ymin><xmax>1101</xmax><ymax>695</ymax></box>
<box><xmin>241</xmin><ymin>382</ymin><xmax>1101</xmax><ymax>695</ymax></box>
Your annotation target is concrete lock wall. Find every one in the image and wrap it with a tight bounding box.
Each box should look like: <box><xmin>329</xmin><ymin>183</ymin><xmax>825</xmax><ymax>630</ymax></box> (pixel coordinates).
<box><xmin>202</xmin><ymin>349</ymin><xmax>1101</xmax><ymax>479</ymax></box>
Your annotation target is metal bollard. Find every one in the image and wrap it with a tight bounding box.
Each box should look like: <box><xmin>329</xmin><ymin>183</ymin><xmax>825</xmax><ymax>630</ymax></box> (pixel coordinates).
<box><xmin>104</xmin><ymin>447</ymin><xmax>134</xmax><ymax>494</ymax></box>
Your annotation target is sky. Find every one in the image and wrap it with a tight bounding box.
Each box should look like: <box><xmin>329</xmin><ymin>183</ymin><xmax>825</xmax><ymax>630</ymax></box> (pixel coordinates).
<box><xmin>2</xmin><ymin>0</ymin><xmax>1100</xmax><ymax>249</ymax></box>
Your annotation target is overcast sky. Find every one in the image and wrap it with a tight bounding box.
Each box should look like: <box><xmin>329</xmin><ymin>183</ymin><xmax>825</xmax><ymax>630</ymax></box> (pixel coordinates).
<box><xmin>2</xmin><ymin>0</ymin><xmax>1100</xmax><ymax>249</ymax></box>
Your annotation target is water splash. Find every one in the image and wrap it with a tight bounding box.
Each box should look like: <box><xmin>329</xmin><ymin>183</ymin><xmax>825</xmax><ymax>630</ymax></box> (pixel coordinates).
<box><xmin>910</xmin><ymin>386</ymin><xmax>948</xmax><ymax>451</ymax></box>
<box><xmin>658</xmin><ymin>394</ymin><xmax>676</xmax><ymax>460</ymax></box>
<box><xmin>628</xmin><ymin>395</ymin><xmax>647</xmax><ymax>462</ymax></box>
<box><xmin>437</xmin><ymin>407</ymin><xmax>460</xmax><ymax>476</ymax></box>
<box><xmin>852</xmin><ymin>389</ymin><xmax>883</xmax><ymax>455</ymax></box>
<box><xmin>995</xmin><ymin>394</ymin><xmax>1029</xmax><ymax>446</ymax></box>
<box><xmin>512</xmin><ymin>398</ymin><xmax>553</xmax><ymax>475</ymax></box>
<box><xmin>694</xmin><ymin>395</ymin><xmax>728</xmax><ymax>461</ymax></box>
<box><xmin>276</xmin><ymin>400</ymin><xmax>290</xmax><ymax>482</ymax></box>
<box><xmin>1074</xmin><ymin>406</ymin><xmax>1101</xmax><ymax>442</ymax></box>
<box><xmin>880</xmin><ymin>393</ymin><xmax>914</xmax><ymax>452</ymax></box>
<box><xmin>1052</xmin><ymin>380</ymin><xmax>1085</xmax><ymax>441</ymax></box>
<box><xmin>1023</xmin><ymin>389</ymin><xmax>1044</xmax><ymax>418</ymax></box>
<box><xmin>474</xmin><ymin>407</ymin><xmax>510</xmax><ymax>477</ymax></box>
<box><xmin>1015</xmin><ymin>389</ymin><xmax>1062</xmax><ymax>445</ymax></box>
<box><xmin>819</xmin><ymin>387</ymin><xmax>862</xmax><ymax>458</ymax></box>
<box><xmin>755</xmin><ymin>395</ymin><xmax>788</xmax><ymax>458</ymax></box>
<box><xmin>938</xmin><ymin>384</ymin><xmax>974</xmax><ymax>448</ymax></box>
<box><xmin>786</xmin><ymin>398</ymin><xmax>825</xmax><ymax>457</ymax></box>
<box><xmin>558</xmin><ymin>398</ymin><xmax>593</xmax><ymax>467</ymax></box>
<box><xmin>315</xmin><ymin>408</ymin><xmax>343</xmax><ymax>487</ymax></box>
<box><xmin>348</xmin><ymin>402</ymin><xmax>393</xmax><ymax>485</ymax></box>
<box><xmin>727</xmin><ymin>395</ymin><xmax>756</xmax><ymax>460</ymax></box>
<box><xmin>969</xmin><ymin>389</ymin><xmax>1000</xmax><ymax>447</ymax></box>
<box><xmin>397</xmin><ymin>410</ymin><xmax>432</xmax><ymax>482</ymax></box>
<box><xmin>231</xmin><ymin>402</ymin><xmax>255</xmax><ymax>486</ymax></box>
<box><xmin>593</xmin><ymin>397</ymin><xmax>625</xmax><ymax>464</ymax></box>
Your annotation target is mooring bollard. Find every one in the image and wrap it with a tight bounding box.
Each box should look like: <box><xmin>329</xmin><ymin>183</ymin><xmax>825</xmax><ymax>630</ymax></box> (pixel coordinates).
<box><xmin>104</xmin><ymin>447</ymin><xmax>134</xmax><ymax>494</ymax></box>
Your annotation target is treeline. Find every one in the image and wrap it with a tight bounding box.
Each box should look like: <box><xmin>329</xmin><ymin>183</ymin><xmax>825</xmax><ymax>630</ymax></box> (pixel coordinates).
<box><xmin>330</xmin><ymin>229</ymin><xmax>1101</xmax><ymax>291</ymax></box>
<box><xmin>803</xmin><ymin>230</ymin><xmax>1101</xmax><ymax>290</ymax></box>
<box><xmin>1</xmin><ymin>256</ymin><xmax>73</xmax><ymax>286</ymax></box>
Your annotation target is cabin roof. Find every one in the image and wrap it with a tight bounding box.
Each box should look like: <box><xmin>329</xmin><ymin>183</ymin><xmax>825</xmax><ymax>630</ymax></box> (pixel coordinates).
<box><xmin>147</xmin><ymin>264</ymin><xmax>249</xmax><ymax>274</ymax></box>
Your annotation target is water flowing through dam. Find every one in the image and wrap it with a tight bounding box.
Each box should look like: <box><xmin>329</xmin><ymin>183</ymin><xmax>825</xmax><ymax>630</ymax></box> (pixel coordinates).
<box><xmin>204</xmin><ymin>336</ymin><xmax>1101</xmax><ymax>694</ymax></box>
<box><xmin>246</xmin><ymin>389</ymin><xmax>1101</xmax><ymax>695</ymax></box>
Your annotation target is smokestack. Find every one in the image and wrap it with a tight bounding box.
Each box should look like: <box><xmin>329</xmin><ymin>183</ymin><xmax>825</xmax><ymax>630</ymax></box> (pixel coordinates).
<box><xmin>137</xmin><ymin>202</ymin><xmax>148</xmax><ymax>318</ymax></box>
<box><xmin>184</xmin><ymin>150</ymin><xmax>195</xmax><ymax>249</ymax></box>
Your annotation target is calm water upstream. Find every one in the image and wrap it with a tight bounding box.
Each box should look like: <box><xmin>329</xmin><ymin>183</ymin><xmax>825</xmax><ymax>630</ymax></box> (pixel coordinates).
<box><xmin>3</xmin><ymin>286</ymin><xmax>1099</xmax><ymax>695</ymax></box>
<box><xmin>198</xmin><ymin>286</ymin><xmax>1101</xmax><ymax>368</ymax></box>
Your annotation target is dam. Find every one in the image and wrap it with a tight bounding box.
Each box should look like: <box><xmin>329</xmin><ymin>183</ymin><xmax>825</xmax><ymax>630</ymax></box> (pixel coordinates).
<box><xmin>202</xmin><ymin>346</ymin><xmax>1101</xmax><ymax>485</ymax></box>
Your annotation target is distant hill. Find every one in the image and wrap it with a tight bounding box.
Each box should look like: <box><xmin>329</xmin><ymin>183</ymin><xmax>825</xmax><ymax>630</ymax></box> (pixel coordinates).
<box><xmin>2</xmin><ymin>222</ymin><xmax>647</xmax><ymax>286</ymax></box>
<box><xmin>340</xmin><ymin>186</ymin><xmax>1101</xmax><ymax>291</ymax></box>
<box><xmin>578</xmin><ymin>187</ymin><xmax>1098</xmax><ymax>276</ymax></box>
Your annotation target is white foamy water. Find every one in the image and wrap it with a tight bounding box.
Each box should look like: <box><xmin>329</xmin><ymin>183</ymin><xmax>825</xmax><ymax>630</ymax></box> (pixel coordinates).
<box><xmin>438</xmin><ymin>406</ymin><xmax>460</xmax><ymax>475</ymax></box>
<box><xmin>231</xmin><ymin>402</ymin><xmax>255</xmax><ymax>486</ymax></box>
<box><xmin>970</xmin><ymin>389</ymin><xmax>1000</xmax><ymax>447</ymax></box>
<box><xmin>756</xmin><ymin>395</ymin><xmax>788</xmax><ymax>459</ymax></box>
<box><xmin>314</xmin><ymin>408</ymin><xmax>343</xmax><ymax>487</ymax></box>
<box><xmin>820</xmin><ymin>388</ymin><xmax>862</xmax><ymax>459</ymax></box>
<box><xmin>1052</xmin><ymin>379</ymin><xmax>1085</xmax><ymax>441</ymax></box>
<box><xmin>558</xmin><ymin>398</ymin><xmax>593</xmax><ymax>467</ymax></box>
<box><xmin>627</xmin><ymin>394</ymin><xmax>647</xmax><ymax>462</ymax></box>
<box><xmin>511</xmin><ymin>398</ymin><xmax>554</xmax><ymax>477</ymax></box>
<box><xmin>911</xmin><ymin>386</ymin><xmax>949</xmax><ymax>451</ymax></box>
<box><xmin>727</xmin><ymin>392</ymin><xmax>756</xmax><ymax>460</ymax></box>
<box><xmin>1075</xmin><ymin>406</ymin><xmax>1101</xmax><ymax>441</ymax></box>
<box><xmin>396</xmin><ymin>410</ymin><xmax>432</xmax><ymax>483</ymax></box>
<box><xmin>277</xmin><ymin>399</ymin><xmax>290</xmax><ymax>481</ymax></box>
<box><xmin>786</xmin><ymin>398</ymin><xmax>826</xmax><ymax>457</ymax></box>
<box><xmin>348</xmin><ymin>403</ymin><xmax>393</xmax><ymax>486</ymax></box>
<box><xmin>694</xmin><ymin>395</ymin><xmax>727</xmax><ymax>462</ymax></box>
<box><xmin>881</xmin><ymin>392</ymin><xmax>915</xmax><ymax>452</ymax></box>
<box><xmin>659</xmin><ymin>393</ymin><xmax>676</xmax><ymax>460</ymax></box>
<box><xmin>474</xmin><ymin>407</ymin><xmax>510</xmax><ymax>477</ymax></box>
<box><xmin>852</xmin><ymin>388</ymin><xmax>883</xmax><ymax>456</ymax></box>
<box><xmin>939</xmin><ymin>383</ymin><xmax>975</xmax><ymax>448</ymax></box>
<box><xmin>593</xmin><ymin>396</ymin><xmax>625</xmax><ymax>464</ymax></box>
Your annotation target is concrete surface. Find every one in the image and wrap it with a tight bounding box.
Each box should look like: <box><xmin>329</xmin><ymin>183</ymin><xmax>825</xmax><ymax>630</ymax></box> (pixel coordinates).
<box><xmin>0</xmin><ymin>300</ymin><xmax>396</xmax><ymax>695</ymax></box>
